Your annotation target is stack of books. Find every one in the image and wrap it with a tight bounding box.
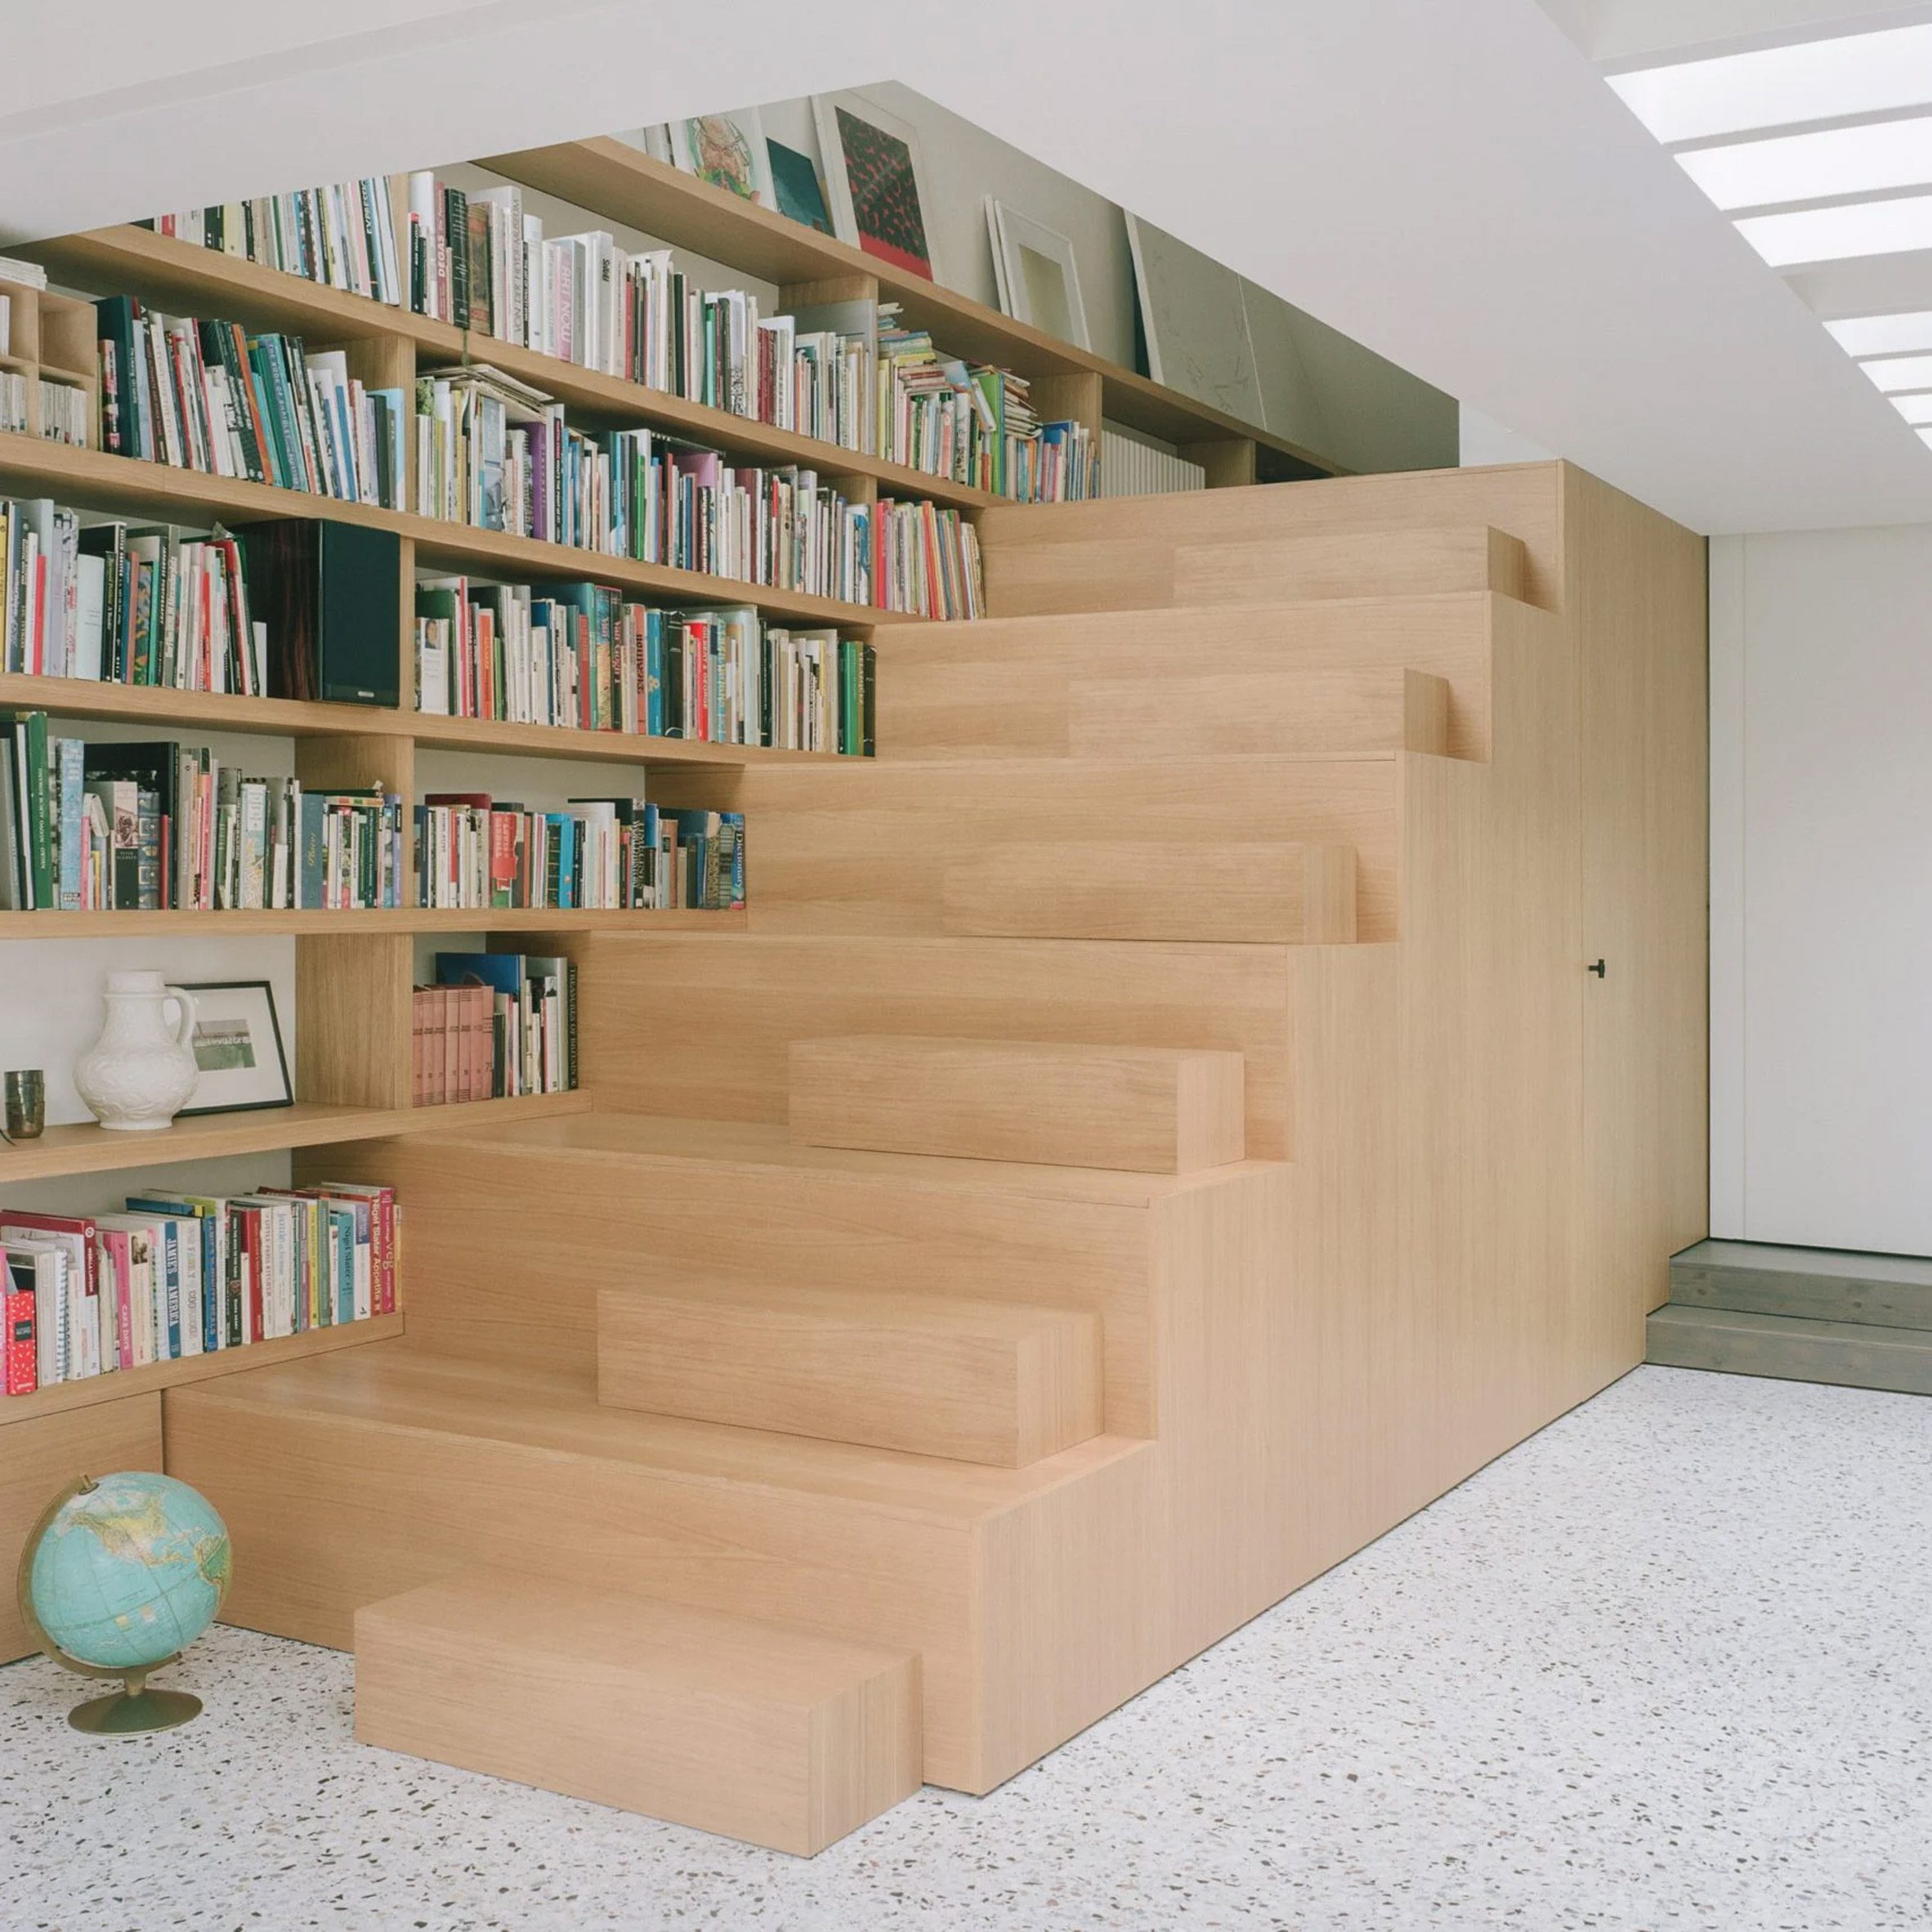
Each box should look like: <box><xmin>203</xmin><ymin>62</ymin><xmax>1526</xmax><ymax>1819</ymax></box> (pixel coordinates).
<box><xmin>414</xmin><ymin>792</ymin><xmax>744</xmax><ymax>912</ymax></box>
<box><xmin>414</xmin><ymin>950</ymin><xmax>575</xmax><ymax>1103</ymax></box>
<box><xmin>1098</xmin><ymin>427</ymin><xmax>1206</xmax><ymax>498</ymax></box>
<box><xmin>93</xmin><ymin>297</ymin><xmax>406</xmax><ymax>508</ymax></box>
<box><xmin>37</xmin><ymin>383</ymin><xmax>87</xmax><ymax>449</ymax></box>
<box><xmin>2</xmin><ymin>499</ymin><xmax>267</xmax><ymax>691</ymax></box>
<box><xmin>0</xmin><ymin>713</ymin><xmax>405</xmax><ymax>912</ymax></box>
<box><xmin>874</xmin><ymin>306</ymin><xmax>1098</xmax><ymax>503</ymax></box>
<box><xmin>1</xmin><ymin>1183</ymin><xmax>396</xmax><ymax>1393</ymax></box>
<box><xmin>414</xmin><ymin>579</ymin><xmax>874</xmax><ymax>753</ymax></box>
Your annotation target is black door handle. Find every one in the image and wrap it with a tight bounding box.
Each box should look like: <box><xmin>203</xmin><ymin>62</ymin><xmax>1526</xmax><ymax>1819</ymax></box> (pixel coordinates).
<box><xmin>1588</xmin><ymin>959</ymin><xmax>1607</xmax><ymax>978</ymax></box>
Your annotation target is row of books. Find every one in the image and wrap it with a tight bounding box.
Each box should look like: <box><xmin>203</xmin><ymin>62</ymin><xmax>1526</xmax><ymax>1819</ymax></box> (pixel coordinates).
<box><xmin>94</xmin><ymin>297</ymin><xmax>406</xmax><ymax>509</ymax></box>
<box><xmin>414</xmin><ymin>577</ymin><xmax>875</xmax><ymax>753</ymax></box>
<box><xmin>413</xmin><ymin>366</ymin><xmax>982</xmax><ymax>617</ymax></box>
<box><xmin>874</xmin><ymin>307</ymin><xmax>1098</xmax><ymax>502</ymax></box>
<box><xmin>1</xmin><ymin>1184</ymin><xmax>396</xmax><ymax>1394</ymax></box>
<box><xmin>1</xmin><ymin>498</ymin><xmax>267</xmax><ymax>692</ymax></box>
<box><xmin>417</xmin><ymin>793</ymin><xmax>745</xmax><ymax>912</ymax></box>
<box><xmin>418</xmin><ymin>951</ymin><xmax>575</xmax><ymax>1103</ymax></box>
<box><xmin>1</xmin><ymin>376</ymin><xmax>87</xmax><ymax>446</ymax></box>
<box><xmin>150</xmin><ymin>176</ymin><xmax>1095</xmax><ymax>504</ymax></box>
<box><xmin>0</xmin><ymin>715</ymin><xmax>405</xmax><ymax>911</ymax></box>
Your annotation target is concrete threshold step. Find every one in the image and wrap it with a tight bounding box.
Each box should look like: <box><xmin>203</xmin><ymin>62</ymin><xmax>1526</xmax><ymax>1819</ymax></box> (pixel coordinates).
<box><xmin>1670</xmin><ymin>1238</ymin><xmax>1932</xmax><ymax>1331</ymax></box>
<box><xmin>1647</xmin><ymin>1303</ymin><xmax>1932</xmax><ymax>1396</ymax></box>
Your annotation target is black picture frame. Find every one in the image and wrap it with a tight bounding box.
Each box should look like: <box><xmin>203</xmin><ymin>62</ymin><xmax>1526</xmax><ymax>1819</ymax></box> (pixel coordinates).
<box><xmin>172</xmin><ymin>978</ymin><xmax>294</xmax><ymax>1116</ymax></box>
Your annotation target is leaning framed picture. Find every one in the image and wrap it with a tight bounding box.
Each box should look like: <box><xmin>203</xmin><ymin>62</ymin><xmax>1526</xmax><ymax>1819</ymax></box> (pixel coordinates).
<box><xmin>987</xmin><ymin>199</ymin><xmax>1089</xmax><ymax>349</ymax></box>
<box><xmin>812</xmin><ymin>91</ymin><xmax>941</xmax><ymax>281</ymax></box>
<box><xmin>665</xmin><ymin>108</ymin><xmax>776</xmax><ymax>208</ymax></box>
<box><xmin>174</xmin><ymin>980</ymin><xmax>293</xmax><ymax>1116</ymax></box>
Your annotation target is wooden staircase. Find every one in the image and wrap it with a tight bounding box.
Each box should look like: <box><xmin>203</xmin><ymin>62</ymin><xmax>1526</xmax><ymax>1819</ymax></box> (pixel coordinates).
<box><xmin>163</xmin><ymin>463</ymin><xmax>1707</xmax><ymax>1852</ymax></box>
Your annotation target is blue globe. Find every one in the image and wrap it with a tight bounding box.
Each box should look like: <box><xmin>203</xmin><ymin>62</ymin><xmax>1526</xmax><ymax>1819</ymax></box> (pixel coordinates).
<box><xmin>25</xmin><ymin>1472</ymin><xmax>232</xmax><ymax>1675</ymax></box>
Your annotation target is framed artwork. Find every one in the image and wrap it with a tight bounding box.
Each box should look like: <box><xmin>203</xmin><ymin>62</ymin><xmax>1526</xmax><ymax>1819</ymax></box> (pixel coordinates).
<box><xmin>666</xmin><ymin>109</ymin><xmax>775</xmax><ymax>208</ymax></box>
<box><xmin>987</xmin><ymin>199</ymin><xmax>1089</xmax><ymax>349</ymax></box>
<box><xmin>812</xmin><ymin>92</ymin><xmax>941</xmax><ymax>281</ymax></box>
<box><xmin>174</xmin><ymin>980</ymin><xmax>292</xmax><ymax>1116</ymax></box>
<box><xmin>767</xmin><ymin>139</ymin><xmax>834</xmax><ymax>234</ymax></box>
<box><xmin>1124</xmin><ymin>211</ymin><xmax>1265</xmax><ymax>426</ymax></box>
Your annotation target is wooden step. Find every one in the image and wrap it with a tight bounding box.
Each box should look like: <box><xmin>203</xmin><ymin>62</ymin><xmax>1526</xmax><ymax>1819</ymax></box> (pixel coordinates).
<box><xmin>1669</xmin><ymin>1238</ymin><xmax>1932</xmax><ymax>1332</ymax></box>
<box><xmin>166</xmin><ymin>1344</ymin><xmax>1161</xmax><ymax>1793</ymax></box>
<box><xmin>984</xmin><ymin>521</ymin><xmax>1528</xmax><ymax>614</ymax></box>
<box><xmin>943</xmin><ymin>841</ymin><xmax>1356</xmax><ymax>943</ymax></box>
<box><xmin>355</xmin><ymin>1571</ymin><xmax>920</xmax><ymax>1854</ymax></box>
<box><xmin>1646</xmin><ymin>1303</ymin><xmax>1932</xmax><ymax>1396</ymax></box>
<box><xmin>789</xmin><ymin>1035</ymin><xmax>1245</xmax><ymax>1173</ymax></box>
<box><xmin>597</xmin><ymin>1276</ymin><xmax>1102</xmax><ymax>1466</ymax></box>
<box><xmin>874</xmin><ymin>591</ymin><xmax>1509</xmax><ymax>763</ymax></box>
<box><xmin>1071</xmin><ymin>667</ymin><xmax>1451</xmax><ymax>760</ymax></box>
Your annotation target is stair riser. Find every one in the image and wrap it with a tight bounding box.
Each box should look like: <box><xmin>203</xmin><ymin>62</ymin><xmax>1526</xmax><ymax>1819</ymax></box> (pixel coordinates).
<box><xmin>878</xmin><ymin>592</ymin><xmax>1496</xmax><ymax>761</ymax></box>
<box><xmin>317</xmin><ymin>1138</ymin><xmax>1161</xmax><ymax>1436</ymax></box>
<box><xmin>789</xmin><ymin>1039</ymin><xmax>1246</xmax><ymax>1174</ymax></box>
<box><xmin>1647</xmin><ymin>1313</ymin><xmax>1932</xmax><ymax>1396</ymax></box>
<box><xmin>167</xmin><ymin>1394</ymin><xmax>1157</xmax><ymax>1794</ymax></box>
<box><xmin>1669</xmin><ymin>1264</ymin><xmax>1932</xmax><ymax>1334</ymax></box>
<box><xmin>568</xmin><ymin>933</ymin><xmax>1301</xmax><ymax>1162</ymax></box>
<box><xmin>597</xmin><ymin>1286</ymin><xmax>1104</xmax><ymax>1466</ymax></box>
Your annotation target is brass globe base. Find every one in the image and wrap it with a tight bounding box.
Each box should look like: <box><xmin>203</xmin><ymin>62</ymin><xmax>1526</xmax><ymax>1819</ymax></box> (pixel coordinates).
<box><xmin>68</xmin><ymin>1684</ymin><xmax>202</xmax><ymax>1735</ymax></box>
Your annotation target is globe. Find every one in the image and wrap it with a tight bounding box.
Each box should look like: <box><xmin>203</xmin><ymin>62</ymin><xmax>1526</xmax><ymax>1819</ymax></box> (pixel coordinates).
<box><xmin>20</xmin><ymin>1470</ymin><xmax>232</xmax><ymax>1733</ymax></box>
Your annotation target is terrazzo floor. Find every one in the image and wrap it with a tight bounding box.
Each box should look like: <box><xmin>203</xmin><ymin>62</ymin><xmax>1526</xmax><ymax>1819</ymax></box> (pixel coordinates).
<box><xmin>2</xmin><ymin>1365</ymin><xmax>1928</xmax><ymax>1931</ymax></box>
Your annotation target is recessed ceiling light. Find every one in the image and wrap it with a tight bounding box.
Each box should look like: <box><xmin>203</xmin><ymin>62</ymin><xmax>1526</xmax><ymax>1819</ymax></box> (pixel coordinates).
<box><xmin>1735</xmin><ymin>193</ymin><xmax>1932</xmax><ymax>266</ymax></box>
<box><xmin>1862</xmin><ymin>352</ymin><xmax>1932</xmax><ymax>391</ymax></box>
<box><xmin>1892</xmin><ymin>392</ymin><xmax>1932</xmax><ymax>423</ymax></box>
<box><xmin>1610</xmin><ymin>23</ymin><xmax>1932</xmax><ymax>145</ymax></box>
<box><xmin>1679</xmin><ymin>116</ymin><xmax>1932</xmax><ymax>212</ymax></box>
<box><xmin>1826</xmin><ymin>311</ymin><xmax>1932</xmax><ymax>356</ymax></box>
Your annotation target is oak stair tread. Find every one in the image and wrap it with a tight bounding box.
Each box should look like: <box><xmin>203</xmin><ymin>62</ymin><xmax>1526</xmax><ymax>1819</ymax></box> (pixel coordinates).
<box><xmin>355</xmin><ymin>1569</ymin><xmax>921</xmax><ymax>1854</ymax></box>
<box><xmin>170</xmin><ymin>1344</ymin><xmax>1150</xmax><ymax>1523</ymax></box>
<box><xmin>597</xmin><ymin>1272</ymin><xmax>1103</xmax><ymax>1465</ymax></box>
<box><xmin>400</xmin><ymin>1109</ymin><xmax>1285</xmax><ymax>1205</ymax></box>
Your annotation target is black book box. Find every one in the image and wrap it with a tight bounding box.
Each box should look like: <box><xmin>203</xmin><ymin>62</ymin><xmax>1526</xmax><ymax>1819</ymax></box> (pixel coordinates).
<box><xmin>239</xmin><ymin>520</ymin><xmax>401</xmax><ymax>707</ymax></box>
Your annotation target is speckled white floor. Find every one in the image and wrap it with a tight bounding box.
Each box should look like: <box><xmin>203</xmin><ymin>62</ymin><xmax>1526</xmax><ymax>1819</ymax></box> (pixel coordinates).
<box><xmin>3</xmin><ymin>1365</ymin><xmax>1929</xmax><ymax>1931</ymax></box>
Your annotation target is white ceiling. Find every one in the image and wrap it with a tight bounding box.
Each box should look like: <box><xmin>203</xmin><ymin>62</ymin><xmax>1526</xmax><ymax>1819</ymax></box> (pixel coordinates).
<box><xmin>5</xmin><ymin>0</ymin><xmax>1932</xmax><ymax>534</ymax></box>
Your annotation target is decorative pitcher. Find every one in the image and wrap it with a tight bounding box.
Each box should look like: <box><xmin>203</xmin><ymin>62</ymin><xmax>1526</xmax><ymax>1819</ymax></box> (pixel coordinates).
<box><xmin>74</xmin><ymin>973</ymin><xmax>200</xmax><ymax>1131</ymax></box>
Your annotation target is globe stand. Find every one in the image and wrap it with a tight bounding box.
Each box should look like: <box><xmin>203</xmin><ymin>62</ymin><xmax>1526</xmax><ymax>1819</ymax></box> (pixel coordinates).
<box><xmin>67</xmin><ymin>1669</ymin><xmax>202</xmax><ymax>1736</ymax></box>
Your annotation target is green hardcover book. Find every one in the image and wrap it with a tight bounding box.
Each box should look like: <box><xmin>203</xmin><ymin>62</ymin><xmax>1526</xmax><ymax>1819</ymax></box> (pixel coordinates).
<box><xmin>0</xmin><ymin>711</ymin><xmax>52</xmax><ymax>908</ymax></box>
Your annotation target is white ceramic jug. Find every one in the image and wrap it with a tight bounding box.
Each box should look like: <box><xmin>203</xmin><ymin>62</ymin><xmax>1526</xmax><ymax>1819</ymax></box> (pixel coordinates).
<box><xmin>74</xmin><ymin>972</ymin><xmax>200</xmax><ymax>1131</ymax></box>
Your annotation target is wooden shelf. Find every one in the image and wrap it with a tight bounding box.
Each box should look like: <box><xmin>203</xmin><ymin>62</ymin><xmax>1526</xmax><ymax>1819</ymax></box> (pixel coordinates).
<box><xmin>0</xmin><ymin>1089</ymin><xmax>593</xmax><ymax>1185</ymax></box>
<box><xmin>29</xmin><ymin>224</ymin><xmax>1004</xmax><ymax>513</ymax></box>
<box><xmin>0</xmin><ymin>432</ymin><xmax>925</xmax><ymax>632</ymax></box>
<box><xmin>483</xmin><ymin>138</ymin><xmax>1335</xmax><ymax>476</ymax></box>
<box><xmin>0</xmin><ymin>1312</ymin><xmax>405</xmax><ymax>1426</ymax></box>
<box><xmin>0</xmin><ymin>671</ymin><xmax>850</xmax><ymax>769</ymax></box>
<box><xmin>0</xmin><ymin>906</ymin><xmax>744</xmax><ymax>938</ymax></box>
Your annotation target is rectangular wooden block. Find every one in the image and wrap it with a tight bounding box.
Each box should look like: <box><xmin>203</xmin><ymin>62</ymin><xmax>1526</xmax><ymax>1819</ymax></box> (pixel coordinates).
<box><xmin>1171</xmin><ymin>525</ymin><xmax>1529</xmax><ymax>606</ymax></box>
<box><xmin>1071</xmin><ymin>667</ymin><xmax>1451</xmax><ymax>760</ymax></box>
<box><xmin>355</xmin><ymin>1572</ymin><xmax>922</xmax><ymax>1854</ymax></box>
<box><xmin>789</xmin><ymin>1035</ymin><xmax>1246</xmax><ymax>1173</ymax></box>
<box><xmin>1</xmin><ymin>1395</ymin><xmax>163</xmax><ymax>1663</ymax></box>
<box><xmin>943</xmin><ymin>842</ymin><xmax>1357</xmax><ymax>944</ymax></box>
<box><xmin>597</xmin><ymin>1277</ymin><xmax>1103</xmax><ymax>1466</ymax></box>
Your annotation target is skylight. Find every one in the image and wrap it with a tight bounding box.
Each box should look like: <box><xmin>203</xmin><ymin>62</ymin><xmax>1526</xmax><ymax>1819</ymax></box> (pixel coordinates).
<box><xmin>1826</xmin><ymin>311</ymin><xmax>1932</xmax><ymax>356</ymax></box>
<box><xmin>1679</xmin><ymin>117</ymin><xmax>1932</xmax><ymax>212</ymax></box>
<box><xmin>1736</xmin><ymin>194</ymin><xmax>1932</xmax><ymax>267</ymax></box>
<box><xmin>1609</xmin><ymin>22</ymin><xmax>1932</xmax><ymax>145</ymax></box>
<box><xmin>1610</xmin><ymin>20</ymin><xmax>1932</xmax><ymax>457</ymax></box>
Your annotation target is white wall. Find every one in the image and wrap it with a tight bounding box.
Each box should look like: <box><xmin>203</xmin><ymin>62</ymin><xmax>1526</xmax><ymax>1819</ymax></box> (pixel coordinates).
<box><xmin>1710</xmin><ymin>523</ymin><xmax>1932</xmax><ymax>1256</ymax></box>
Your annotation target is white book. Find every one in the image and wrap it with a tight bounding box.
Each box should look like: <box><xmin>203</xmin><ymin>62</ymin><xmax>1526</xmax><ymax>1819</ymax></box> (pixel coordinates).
<box><xmin>71</xmin><ymin>552</ymin><xmax>105</xmax><ymax>682</ymax></box>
